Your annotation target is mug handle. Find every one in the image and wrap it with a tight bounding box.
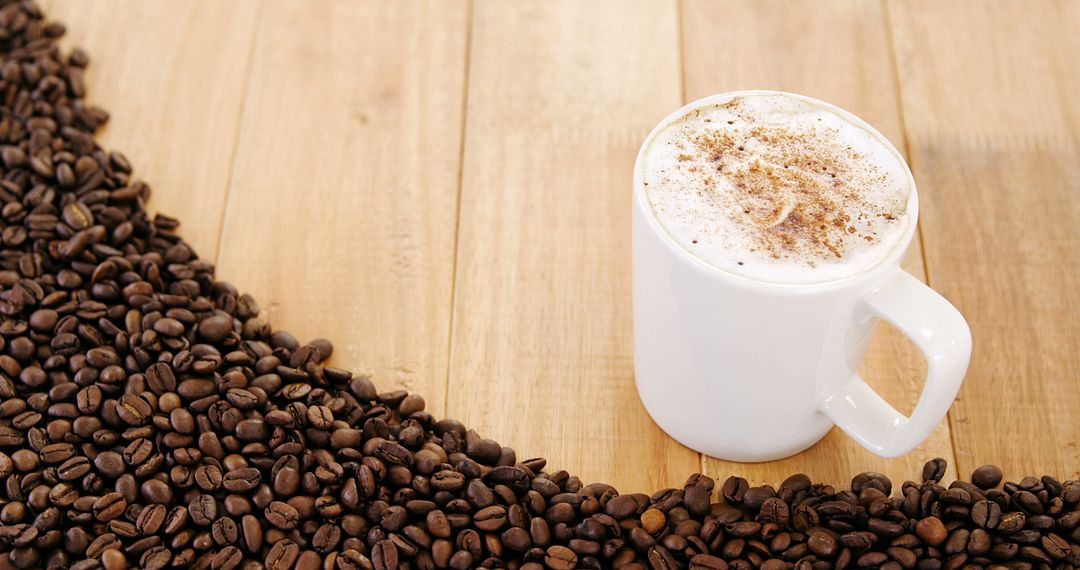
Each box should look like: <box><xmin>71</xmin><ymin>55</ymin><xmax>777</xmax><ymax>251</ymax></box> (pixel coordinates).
<box><xmin>818</xmin><ymin>270</ymin><xmax>971</xmax><ymax>457</ymax></box>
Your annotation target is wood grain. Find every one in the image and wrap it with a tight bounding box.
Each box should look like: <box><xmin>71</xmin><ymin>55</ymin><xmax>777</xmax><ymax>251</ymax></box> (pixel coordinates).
<box><xmin>216</xmin><ymin>0</ymin><xmax>469</xmax><ymax>411</ymax></box>
<box><xmin>447</xmin><ymin>0</ymin><xmax>701</xmax><ymax>491</ymax></box>
<box><xmin>50</xmin><ymin>0</ymin><xmax>259</xmax><ymax>259</ymax></box>
<box><xmin>682</xmin><ymin>0</ymin><xmax>956</xmax><ymax>487</ymax></box>
<box><xmin>889</xmin><ymin>0</ymin><xmax>1080</xmax><ymax>480</ymax></box>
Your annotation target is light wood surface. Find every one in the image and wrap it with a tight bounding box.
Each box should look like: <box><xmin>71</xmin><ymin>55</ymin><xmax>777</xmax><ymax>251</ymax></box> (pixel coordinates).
<box><xmin>217</xmin><ymin>0</ymin><xmax>469</xmax><ymax>412</ymax></box>
<box><xmin>55</xmin><ymin>0</ymin><xmax>1079</xmax><ymax>493</ymax></box>
<box><xmin>447</xmin><ymin>0</ymin><xmax>698</xmax><ymax>492</ymax></box>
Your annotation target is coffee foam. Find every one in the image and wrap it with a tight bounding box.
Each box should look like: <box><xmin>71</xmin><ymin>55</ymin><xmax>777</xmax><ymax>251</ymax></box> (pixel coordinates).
<box><xmin>641</xmin><ymin>93</ymin><xmax>913</xmax><ymax>284</ymax></box>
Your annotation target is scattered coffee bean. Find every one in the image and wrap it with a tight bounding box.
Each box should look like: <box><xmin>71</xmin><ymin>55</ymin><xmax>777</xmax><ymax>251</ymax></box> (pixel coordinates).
<box><xmin>971</xmin><ymin>463</ymin><xmax>1005</xmax><ymax>489</ymax></box>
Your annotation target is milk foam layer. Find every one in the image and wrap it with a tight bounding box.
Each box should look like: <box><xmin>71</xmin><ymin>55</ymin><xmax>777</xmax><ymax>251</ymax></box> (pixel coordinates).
<box><xmin>641</xmin><ymin>94</ymin><xmax>913</xmax><ymax>284</ymax></box>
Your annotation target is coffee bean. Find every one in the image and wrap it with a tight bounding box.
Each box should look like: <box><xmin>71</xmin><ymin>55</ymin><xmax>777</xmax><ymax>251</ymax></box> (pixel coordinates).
<box><xmin>199</xmin><ymin>315</ymin><xmax>233</xmax><ymax>343</ymax></box>
<box><xmin>93</xmin><ymin>492</ymin><xmax>127</xmax><ymax>522</ymax></box>
<box><xmin>86</xmin><ymin>531</ymin><xmax>122</xmax><ymax>557</ymax></box>
<box><xmin>141</xmin><ymin>547</ymin><xmax>172</xmax><ymax>570</ymax></box>
<box><xmin>211</xmin><ymin>545</ymin><xmax>242</xmax><ymax>570</ymax></box>
<box><xmin>997</xmin><ymin>510</ymin><xmax>1026</xmax><ymax>533</ymax></box>
<box><xmin>545</xmin><ymin>545</ymin><xmax>578</xmax><ymax>570</ymax></box>
<box><xmin>689</xmin><ymin>554</ymin><xmax>729</xmax><ymax>569</ymax></box>
<box><xmin>170</xmin><ymin>408</ymin><xmax>196</xmax><ymax>434</ymax></box>
<box><xmin>196</xmin><ymin>464</ymin><xmax>224</xmax><ymax>491</ymax></box>
<box><xmin>190</xmin><ymin>494</ymin><xmax>218</xmax><ymax>526</ymax></box>
<box><xmin>743</xmin><ymin>485</ymin><xmax>774</xmax><ymax>509</ymax></box>
<box><xmin>116</xmin><ymin>394</ymin><xmax>152</xmax><ymax>425</ymax></box>
<box><xmin>806</xmin><ymin>528</ymin><xmax>837</xmax><ymax>557</ymax></box>
<box><xmin>145</xmin><ymin>363</ymin><xmax>177</xmax><ymax>394</ymax></box>
<box><xmin>137</xmin><ymin>503</ymin><xmax>167</xmax><ymax>535</ymax></box>
<box><xmin>1013</xmin><ymin>489</ymin><xmax>1043</xmax><ymax>514</ymax></box>
<box><xmin>723</xmin><ymin>476</ymin><xmax>749</xmax><ymax>504</ymax></box>
<box><xmin>684</xmin><ymin>486</ymin><xmax>711</xmax><ymax>517</ymax></box>
<box><xmin>641</xmin><ymin>508</ymin><xmax>666</xmax><ymax>535</ymax></box>
<box><xmin>226</xmin><ymin>388</ymin><xmax>259</xmax><ymax>410</ymax></box>
<box><xmin>914</xmin><ymin>516</ymin><xmax>947</xmax><ymax>545</ymax></box>
<box><xmin>371</xmin><ymin>539</ymin><xmax>398</xmax><ymax>570</ymax></box>
<box><xmin>141</xmin><ymin>478</ymin><xmax>174</xmax><ymax>504</ymax></box>
<box><xmin>474</xmin><ymin>505</ymin><xmax>508</xmax><ymax>531</ymax></box>
<box><xmin>223</xmin><ymin>467</ymin><xmax>261</xmax><ymax>492</ymax></box>
<box><xmin>152</xmin><ymin>317</ymin><xmax>185</xmax><ymax>337</ymax></box>
<box><xmin>971</xmin><ymin>499</ymin><xmax>1002</xmax><ymax>528</ymax></box>
<box><xmin>970</xmin><ymin>464</ymin><xmax>1004</xmax><ymax>489</ymax></box>
<box><xmin>757</xmin><ymin>497</ymin><xmax>790</xmax><ymax>526</ymax></box>
<box><xmin>266</xmin><ymin>539</ymin><xmax>300</xmax><ymax>570</ymax></box>
<box><xmin>265</xmin><ymin>501</ymin><xmax>299</xmax><ymax>529</ymax></box>
<box><xmin>605</xmin><ymin>494</ymin><xmax>639</xmax><ymax>519</ymax></box>
<box><xmin>101</xmin><ymin>548</ymin><xmax>126</xmax><ymax>570</ymax></box>
<box><xmin>922</xmin><ymin>458</ymin><xmax>948</xmax><ymax>483</ymax></box>
<box><xmin>58</xmin><ymin>456</ymin><xmax>91</xmax><ymax>480</ymax></box>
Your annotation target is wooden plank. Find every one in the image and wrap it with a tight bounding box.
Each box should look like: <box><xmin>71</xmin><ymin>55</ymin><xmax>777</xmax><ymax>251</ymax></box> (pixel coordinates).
<box><xmin>447</xmin><ymin>0</ymin><xmax>700</xmax><ymax>491</ymax></box>
<box><xmin>216</xmin><ymin>0</ymin><xmax>468</xmax><ymax>410</ymax></box>
<box><xmin>683</xmin><ymin>0</ymin><xmax>957</xmax><ymax>487</ymax></box>
<box><xmin>889</xmin><ymin>0</ymin><xmax>1080</xmax><ymax>480</ymax></box>
<box><xmin>50</xmin><ymin>0</ymin><xmax>259</xmax><ymax>259</ymax></box>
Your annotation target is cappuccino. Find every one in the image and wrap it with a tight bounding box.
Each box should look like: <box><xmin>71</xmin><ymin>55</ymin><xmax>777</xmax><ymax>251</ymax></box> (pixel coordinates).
<box><xmin>641</xmin><ymin>93</ymin><xmax>913</xmax><ymax>284</ymax></box>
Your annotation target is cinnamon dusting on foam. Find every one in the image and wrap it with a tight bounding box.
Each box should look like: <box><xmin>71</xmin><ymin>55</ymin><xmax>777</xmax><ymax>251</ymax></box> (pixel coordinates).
<box><xmin>642</xmin><ymin>94</ymin><xmax>912</xmax><ymax>284</ymax></box>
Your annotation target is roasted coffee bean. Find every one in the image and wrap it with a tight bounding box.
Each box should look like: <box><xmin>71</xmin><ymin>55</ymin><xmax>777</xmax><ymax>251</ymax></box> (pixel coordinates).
<box><xmin>371</xmin><ymin>539</ymin><xmax>398</xmax><ymax>570</ymax></box>
<box><xmin>723</xmin><ymin>476</ymin><xmax>749</xmax><ymax>504</ymax></box>
<box><xmin>116</xmin><ymin>394</ymin><xmax>152</xmax><ymax>425</ymax></box>
<box><xmin>915</xmin><ymin>516</ymin><xmax>947</xmax><ymax>546</ymax></box>
<box><xmin>146</xmin><ymin>363</ymin><xmax>177</xmax><ymax>394</ymax></box>
<box><xmin>196</xmin><ymin>464</ymin><xmax>224</xmax><ymax>491</ymax></box>
<box><xmin>266</xmin><ymin>539</ymin><xmax>300</xmax><ymax>570</ymax></box>
<box><xmin>743</xmin><ymin>486</ymin><xmax>775</xmax><ymax>509</ymax></box>
<box><xmin>93</xmin><ymin>492</ymin><xmax>127</xmax><ymax>522</ymax></box>
<box><xmin>806</xmin><ymin>528</ymin><xmax>838</xmax><ymax>558</ymax></box>
<box><xmin>190</xmin><ymin>494</ymin><xmax>218</xmax><ymax>525</ymax></box>
<box><xmin>141</xmin><ymin>546</ymin><xmax>172</xmax><ymax>570</ymax></box>
<box><xmin>213</xmin><ymin>545</ymin><xmax>243</xmax><ymax>570</ymax></box>
<box><xmin>265</xmin><ymin>501</ymin><xmax>300</xmax><ymax>529</ymax></box>
<box><xmin>137</xmin><ymin>503</ymin><xmax>168</xmax><ymax>535</ymax></box>
<box><xmin>921</xmin><ymin>457</ymin><xmax>948</xmax><ymax>483</ymax></box>
<box><xmin>58</xmin><ymin>456</ymin><xmax>92</xmax><ymax>480</ymax></box>
<box><xmin>971</xmin><ymin>464</ymin><xmax>1004</xmax><ymax>489</ymax></box>
<box><xmin>545</xmin><ymin>545</ymin><xmax>578</xmax><ymax>570</ymax></box>
<box><xmin>971</xmin><ymin>499</ymin><xmax>1002</xmax><ymax>528</ymax></box>
<box><xmin>141</xmin><ymin>479</ymin><xmax>174</xmax><ymax>504</ymax></box>
<box><xmin>223</xmin><ymin>468</ymin><xmax>261</xmax><ymax>492</ymax></box>
<box><xmin>212</xmin><ymin>516</ymin><xmax>240</xmax><ymax>545</ymax></box>
<box><xmin>241</xmin><ymin>515</ymin><xmax>263</xmax><ymax>553</ymax></box>
<box><xmin>968</xmin><ymin>528</ymin><xmax>991</xmax><ymax>554</ymax></box>
<box><xmin>998</xmin><ymin>510</ymin><xmax>1026</xmax><ymax>533</ymax></box>
<box><xmin>199</xmin><ymin>315</ymin><xmax>234</xmax><ymax>343</ymax></box>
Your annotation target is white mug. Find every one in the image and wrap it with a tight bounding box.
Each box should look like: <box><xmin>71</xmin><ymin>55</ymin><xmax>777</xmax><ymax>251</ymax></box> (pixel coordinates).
<box><xmin>632</xmin><ymin>91</ymin><xmax>971</xmax><ymax>462</ymax></box>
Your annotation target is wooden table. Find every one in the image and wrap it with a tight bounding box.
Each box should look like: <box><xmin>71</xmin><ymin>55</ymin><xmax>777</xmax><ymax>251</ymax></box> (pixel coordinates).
<box><xmin>50</xmin><ymin>0</ymin><xmax>1079</xmax><ymax>493</ymax></box>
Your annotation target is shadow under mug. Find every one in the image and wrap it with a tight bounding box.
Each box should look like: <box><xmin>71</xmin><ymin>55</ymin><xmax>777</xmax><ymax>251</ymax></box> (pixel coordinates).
<box><xmin>632</xmin><ymin>90</ymin><xmax>972</xmax><ymax>462</ymax></box>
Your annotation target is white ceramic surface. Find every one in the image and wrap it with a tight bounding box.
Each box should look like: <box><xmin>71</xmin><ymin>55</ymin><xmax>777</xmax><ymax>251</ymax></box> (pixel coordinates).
<box><xmin>632</xmin><ymin>91</ymin><xmax>971</xmax><ymax>462</ymax></box>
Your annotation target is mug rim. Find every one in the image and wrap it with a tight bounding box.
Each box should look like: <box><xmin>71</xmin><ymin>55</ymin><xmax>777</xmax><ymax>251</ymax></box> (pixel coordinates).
<box><xmin>633</xmin><ymin>90</ymin><xmax>920</xmax><ymax>292</ymax></box>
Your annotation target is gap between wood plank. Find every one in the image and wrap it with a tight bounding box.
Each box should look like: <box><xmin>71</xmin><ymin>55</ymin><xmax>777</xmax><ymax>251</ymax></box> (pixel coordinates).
<box><xmin>442</xmin><ymin>0</ymin><xmax>475</xmax><ymax>420</ymax></box>
<box><xmin>880</xmin><ymin>0</ymin><xmax>959</xmax><ymax>474</ymax></box>
<box><xmin>213</xmin><ymin>0</ymin><xmax>265</xmax><ymax>266</ymax></box>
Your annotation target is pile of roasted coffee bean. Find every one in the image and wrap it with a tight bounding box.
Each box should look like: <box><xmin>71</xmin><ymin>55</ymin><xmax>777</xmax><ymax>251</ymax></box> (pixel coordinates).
<box><xmin>0</xmin><ymin>2</ymin><xmax>1077</xmax><ymax>569</ymax></box>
